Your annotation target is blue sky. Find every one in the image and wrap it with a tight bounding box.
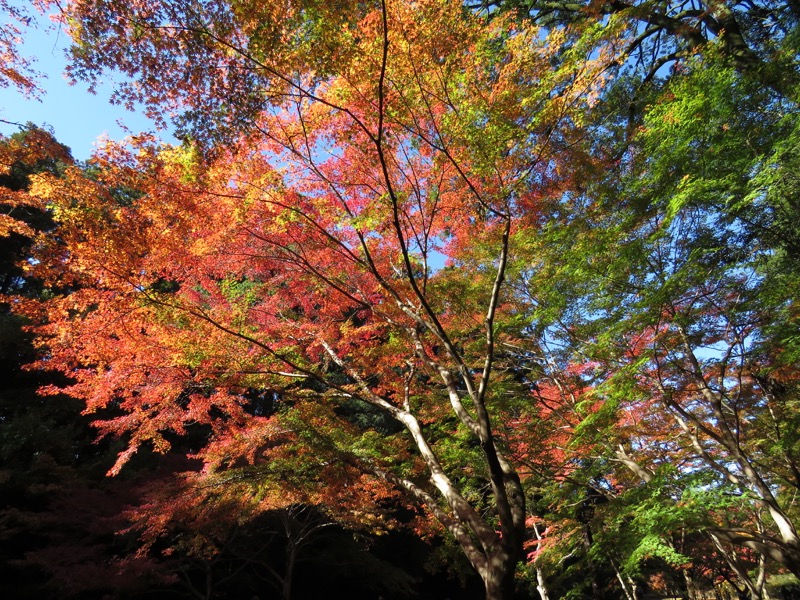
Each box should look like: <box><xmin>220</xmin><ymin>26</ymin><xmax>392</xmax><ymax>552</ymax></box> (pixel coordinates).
<box><xmin>0</xmin><ymin>8</ymin><xmax>164</xmax><ymax>161</ymax></box>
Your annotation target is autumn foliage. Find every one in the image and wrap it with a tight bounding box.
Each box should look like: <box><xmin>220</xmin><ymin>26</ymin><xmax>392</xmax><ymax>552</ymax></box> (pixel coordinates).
<box><xmin>2</xmin><ymin>1</ymin><xmax>800</xmax><ymax>599</ymax></box>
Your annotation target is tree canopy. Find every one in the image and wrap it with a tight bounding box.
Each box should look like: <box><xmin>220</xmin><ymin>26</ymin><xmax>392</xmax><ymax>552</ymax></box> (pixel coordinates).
<box><xmin>2</xmin><ymin>1</ymin><xmax>800</xmax><ymax>599</ymax></box>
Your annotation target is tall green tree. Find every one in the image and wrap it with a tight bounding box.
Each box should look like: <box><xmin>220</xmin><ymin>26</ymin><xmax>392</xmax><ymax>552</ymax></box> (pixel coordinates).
<box><xmin>477</xmin><ymin>0</ymin><xmax>799</xmax><ymax>98</ymax></box>
<box><xmin>515</xmin><ymin>35</ymin><xmax>800</xmax><ymax>597</ymax></box>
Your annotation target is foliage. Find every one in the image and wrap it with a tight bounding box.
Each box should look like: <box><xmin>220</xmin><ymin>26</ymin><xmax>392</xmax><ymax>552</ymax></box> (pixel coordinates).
<box><xmin>14</xmin><ymin>2</ymin><xmax>620</xmax><ymax>598</ymax></box>
<box><xmin>3</xmin><ymin>1</ymin><xmax>800</xmax><ymax>599</ymax></box>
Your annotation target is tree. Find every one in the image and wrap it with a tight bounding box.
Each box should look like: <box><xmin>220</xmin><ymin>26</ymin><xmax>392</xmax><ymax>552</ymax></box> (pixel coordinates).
<box><xmin>478</xmin><ymin>0</ymin><xmax>800</xmax><ymax>99</ymax></box>
<box><xmin>19</xmin><ymin>1</ymin><xmax>620</xmax><ymax>597</ymax></box>
<box><xmin>0</xmin><ymin>126</ymin><xmax>171</xmax><ymax>600</ymax></box>
<box><xmin>0</xmin><ymin>0</ymin><xmax>43</xmax><ymax>98</ymax></box>
<box><xmin>513</xmin><ymin>31</ymin><xmax>800</xmax><ymax>596</ymax></box>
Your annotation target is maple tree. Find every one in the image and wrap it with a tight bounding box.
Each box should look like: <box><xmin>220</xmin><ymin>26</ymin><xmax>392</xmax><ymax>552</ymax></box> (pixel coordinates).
<box><xmin>0</xmin><ymin>130</ymin><xmax>458</xmax><ymax>600</ymax></box>
<box><xmin>15</xmin><ymin>1</ymin><xmax>623</xmax><ymax>598</ymax></box>
<box><xmin>0</xmin><ymin>126</ymin><xmax>170</xmax><ymax>600</ymax></box>
<box><xmin>0</xmin><ymin>0</ymin><xmax>44</xmax><ymax>98</ymax></box>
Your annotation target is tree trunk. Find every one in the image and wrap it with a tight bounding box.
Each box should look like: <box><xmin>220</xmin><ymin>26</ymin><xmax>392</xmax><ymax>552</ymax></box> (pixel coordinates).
<box><xmin>683</xmin><ymin>569</ymin><xmax>699</xmax><ymax>600</ymax></box>
<box><xmin>531</xmin><ymin>520</ymin><xmax>550</xmax><ymax>600</ymax></box>
<box><xmin>282</xmin><ymin>541</ymin><xmax>296</xmax><ymax>600</ymax></box>
<box><xmin>536</xmin><ymin>567</ymin><xmax>550</xmax><ymax>600</ymax></box>
<box><xmin>481</xmin><ymin>552</ymin><xmax>517</xmax><ymax>600</ymax></box>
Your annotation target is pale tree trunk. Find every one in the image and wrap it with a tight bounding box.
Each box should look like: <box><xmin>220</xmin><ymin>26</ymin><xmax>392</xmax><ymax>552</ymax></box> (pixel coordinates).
<box><xmin>531</xmin><ymin>520</ymin><xmax>551</xmax><ymax>600</ymax></box>
<box><xmin>647</xmin><ymin>329</ymin><xmax>800</xmax><ymax>577</ymax></box>
<box><xmin>282</xmin><ymin>540</ymin><xmax>296</xmax><ymax>600</ymax></box>
<box><xmin>610</xmin><ymin>557</ymin><xmax>637</xmax><ymax>600</ymax></box>
<box><xmin>756</xmin><ymin>553</ymin><xmax>771</xmax><ymax>600</ymax></box>
<box><xmin>709</xmin><ymin>532</ymin><xmax>767</xmax><ymax>600</ymax></box>
<box><xmin>683</xmin><ymin>569</ymin><xmax>699</xmax><ymax>600</ymax></box>
<box><xmin>285</xmin><ymin>506</ymin><xmax>334</xmax><ymax>600</ymax></box>
<box><xmin>536</xmin><ymin>565</ymin><xmax>550</xmax><ymax>600</ymax></box>
<box><xmin>318</xmin><ymin>202</ymin><xmax>527</xmax><ymax>599</ymax></box>
<box><xmin>178</xmin><ymin>560</ymin><xmax>215</xmax><ymax>600</ymax></box>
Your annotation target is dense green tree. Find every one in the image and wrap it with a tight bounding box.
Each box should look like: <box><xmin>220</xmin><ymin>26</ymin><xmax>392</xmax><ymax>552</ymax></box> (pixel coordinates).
<box><xmin>475</xmin><ymin>0</ymin><xmax>799</xmax><ymax>97</ymax></box>
<box><xmin>513</xmin><ymin>30</ymin><xmax>800</xmax><ymax>597</ymax></box>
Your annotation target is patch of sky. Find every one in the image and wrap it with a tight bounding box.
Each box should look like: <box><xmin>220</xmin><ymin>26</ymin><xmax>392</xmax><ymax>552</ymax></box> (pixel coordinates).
<box><xmin>0</xmin><ymin>4</ymin><xmax>172</xmax><ymax>160</ymax></box>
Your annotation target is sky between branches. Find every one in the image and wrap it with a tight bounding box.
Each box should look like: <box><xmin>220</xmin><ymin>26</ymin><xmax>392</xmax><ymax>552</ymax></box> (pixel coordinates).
<box><xmin>1</xmin><ymin>3</ymin><xmax>164</xmax><ymax>160</ymax></box>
